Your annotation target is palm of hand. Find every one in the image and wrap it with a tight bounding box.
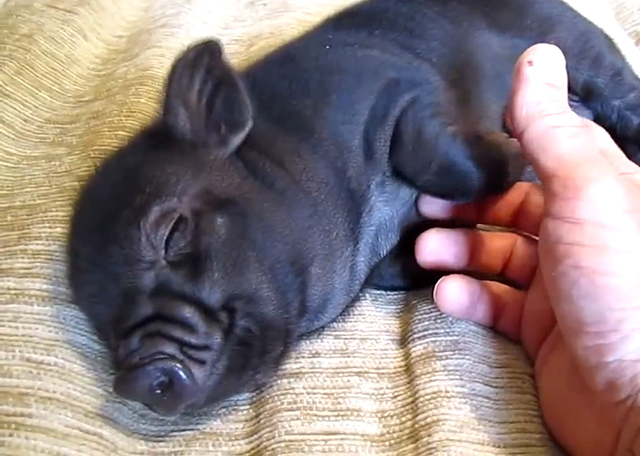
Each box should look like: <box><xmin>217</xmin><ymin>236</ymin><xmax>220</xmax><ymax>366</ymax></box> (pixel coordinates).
<box><xmin>531</xmin><ymin>178</ymin><xmax>640</xmax><ymax>455</ymax></box>
<box><xmin>523</xmin><ymin>272</ymin><xmax>630</xmax><ymax>455</ymax></box>
<box><xmin>416</xmin><ymin>180</ymin><xmax>640</xmax><ymax>455</ymax></box>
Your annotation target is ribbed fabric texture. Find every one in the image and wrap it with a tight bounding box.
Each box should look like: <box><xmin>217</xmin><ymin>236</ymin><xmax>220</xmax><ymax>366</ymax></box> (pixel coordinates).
<box><xmin>1</xmin><ymin>0</ymin><xmax>639</xmax><ymax>454</ymax></box>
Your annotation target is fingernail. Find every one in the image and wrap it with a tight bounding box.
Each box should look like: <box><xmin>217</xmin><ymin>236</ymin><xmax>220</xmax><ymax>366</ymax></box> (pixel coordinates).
<box><xmin>433</xmin><ymin>276</ymin><xmax>445</xmax><ymax>301</ymax></box>
<box><xmin>524</xmin><ymin>44</ymin><xmax>567</xmax><ymax>85</ymax></box>
<box><xmin>415</xmin><ymin>229</ymin><xmax>467</xmax><ymax>270</ymax></box>
<box><xmin>417</xmin><ymin>194</ymin><xmax>456</xmax><ymax>219</ymax></box>
<box><xmin>432</xmin><ymin>275</ymin><xmax>476</xmax><ymax>320</ymax></box>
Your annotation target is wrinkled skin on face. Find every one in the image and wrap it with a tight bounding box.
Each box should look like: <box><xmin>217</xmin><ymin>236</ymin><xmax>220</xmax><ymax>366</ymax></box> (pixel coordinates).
<box><xmin>67</xmin><ymin>0</ymin><xmax>640</xmax><ymax>418</ymax></box>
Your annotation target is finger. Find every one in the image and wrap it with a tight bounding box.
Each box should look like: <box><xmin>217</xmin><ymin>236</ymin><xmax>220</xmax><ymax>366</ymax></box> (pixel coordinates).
<box><xmin>433</xmin><ymin>274</ymin><xmax>526</xmax><ymax>342</ymax></box>
<box><xmin>415</xmin><ymin>226</ymin><xmax>538</xmax><ymax>289</ymax></box>
<box><xmin>507</xmin><ymin>43</ymin><xmax>633</xmax><ymax>189</ymax></box>
<box><xmin>520</xmin><ymin>270</ymin><xmax>557</xmax><ymax>360</ymax></box>
<box><xmin>418</xmin><ymin>181</ymin><xmax>544</xmax><ymax>237</ymax></box>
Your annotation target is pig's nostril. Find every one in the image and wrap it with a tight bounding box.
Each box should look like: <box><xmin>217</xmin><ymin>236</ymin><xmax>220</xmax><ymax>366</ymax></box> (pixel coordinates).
<box><xmin>151</xmin><ymin>373</ymin><xmax>173</xmax><ymax>396</ymax></box>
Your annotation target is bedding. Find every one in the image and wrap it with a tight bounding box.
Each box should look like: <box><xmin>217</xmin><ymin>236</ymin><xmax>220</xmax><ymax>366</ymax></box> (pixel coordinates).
<box><xmin>1</xmin><ymin>0</ymin><xmax>639</xmax><ymax>454</ymax></box>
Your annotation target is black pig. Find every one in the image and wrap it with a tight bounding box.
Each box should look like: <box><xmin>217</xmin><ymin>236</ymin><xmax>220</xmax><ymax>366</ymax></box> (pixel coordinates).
<box><xmin>67</xmin><ymin>0</ymin><xmax>640</xmax><ymax>417</ymax></box>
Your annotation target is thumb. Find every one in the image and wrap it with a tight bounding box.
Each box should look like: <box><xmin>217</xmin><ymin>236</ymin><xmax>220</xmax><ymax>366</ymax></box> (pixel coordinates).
<box><xmin>507</xmin><ymin>43</ymin><xmax>628</xmax><ymax>189</ymax></box>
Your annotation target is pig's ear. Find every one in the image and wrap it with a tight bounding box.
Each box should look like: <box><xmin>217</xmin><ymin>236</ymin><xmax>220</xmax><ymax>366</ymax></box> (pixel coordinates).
<box><xmin>161</xmin><ymin>39</ymin><xmax>253</xmax><ymax>154</ymax></box>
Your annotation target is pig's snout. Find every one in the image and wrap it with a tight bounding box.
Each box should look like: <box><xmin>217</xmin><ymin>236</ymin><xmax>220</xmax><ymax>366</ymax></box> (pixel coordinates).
<box><xmin>113</xmin><ymin>356</ymin><xmax>199</xmax><ymax>416</ymax></box>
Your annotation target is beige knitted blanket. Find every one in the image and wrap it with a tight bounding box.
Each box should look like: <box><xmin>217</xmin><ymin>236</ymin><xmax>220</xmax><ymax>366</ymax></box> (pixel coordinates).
<box><xmin>1</xmin><ymin>0</ymin><xmax>640</xmax><ymax>454</ymax></box>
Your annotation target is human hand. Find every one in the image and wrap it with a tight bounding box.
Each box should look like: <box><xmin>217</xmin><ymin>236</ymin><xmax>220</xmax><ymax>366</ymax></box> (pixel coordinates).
<box><xmin>415</xmin><ymin>44</ymin><xmax>640</xmax><ymax>455</ymax></box>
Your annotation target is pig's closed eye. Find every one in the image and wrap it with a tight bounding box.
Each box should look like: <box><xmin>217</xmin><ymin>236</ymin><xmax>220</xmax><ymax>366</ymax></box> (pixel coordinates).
<box><xmin>164</xmin><ymin>214</ymin><xmax>192</xmax><ymax>262</ymax></box>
